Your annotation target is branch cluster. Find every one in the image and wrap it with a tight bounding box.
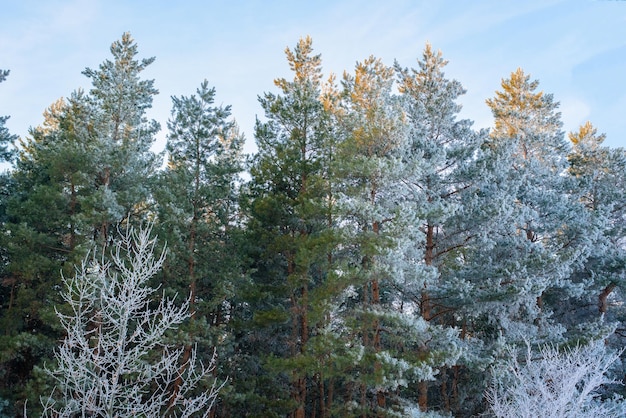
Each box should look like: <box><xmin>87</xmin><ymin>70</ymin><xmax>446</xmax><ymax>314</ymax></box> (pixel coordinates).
<box><xmin>42</xmin><ymin>226</ymin><xmax>225</xmax><ymax>418</ymax></box>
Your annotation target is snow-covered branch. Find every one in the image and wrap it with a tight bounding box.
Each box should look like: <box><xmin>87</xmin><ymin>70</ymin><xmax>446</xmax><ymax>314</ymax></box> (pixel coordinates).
<box><xmin>486</xmin><ymin>340</ymin><xmax>626</xmax><ymax>418</ymax></box>
<box><xmin>41</xmin><ymin>225</ymin><xmax>225</xmax><ymax>418</ymax></box>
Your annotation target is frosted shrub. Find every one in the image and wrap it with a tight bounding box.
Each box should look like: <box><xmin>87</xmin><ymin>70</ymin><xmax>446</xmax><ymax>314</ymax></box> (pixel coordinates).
<box><xmin>41</xmin><ymin>226</ymin><xmax>225</xmax><ymax>418</ymax></box>
<box><xmin>486</xmin><ymin>340</ymin><xmax>626</xmax><ymax>418</ymax></box>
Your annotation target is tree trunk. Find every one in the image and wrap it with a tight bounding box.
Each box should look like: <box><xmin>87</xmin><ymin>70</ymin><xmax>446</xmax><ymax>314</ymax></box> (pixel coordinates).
<box><xmin>317</xmin><ymin>373</ymin><xmax>326</xmax><ymax>418</ymax></box>
<box><xmin>288</xmin><ymin>251</ymin><xmax>308</xmax><ymax>418</ymax></box>
<box><xmin>418</xmin><ymin>223</ymin><xmax>434</xmax><ymax>411</ymax></box>
<box><xmin>441</xmin><ymin>373</ymin><xmax>449</xmax><ymax>412</ymax></box>
<box><xmin>69</xmin><ymin>181</ymin><xmax>77</xmax><ymax>250</ymax></box>
<box><xmin>169</xmin><ymin>214</ymin><xmax>197</xmax><ymax>408</ymax></box>
<box><xmin>599</xmin><ymin>283</ymin><xmax>617</xmax><ymax>314</ymax></box>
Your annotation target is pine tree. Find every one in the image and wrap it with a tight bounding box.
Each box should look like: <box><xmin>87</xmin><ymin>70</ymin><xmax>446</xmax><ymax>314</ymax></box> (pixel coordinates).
<box><xmin>153</xmin><ymin>80</ymin><xmax>244</xmax><ymax>414</ymax></box>
<box><xmin>559</xmin><ymin>123</ymin><xmax>626</xmax><ymax>381</ymax></box>
<box><xmin>81</xmin><ymin>32</ymin><xmax>161</xmax><ymax>246</ymax></box>
<box><xmin>0</xmin><ymin>70</ymin><xmax>17</xmax><ymax>163</ymax></box>
<box><xmin>481</xmin><ymin>69</ymin><xmax>594</xmax><ymax>354</ymax></box>
<box><xmin>0</xmin><ymin>33</ymin><xmax>162</xmax><ymax>415</ymax></box>
<box><xmin>394</xmin><ymin>44</ymin><xmax>488</xmax><ymax>413</ymax></box>
<box><xmin>0</xmin><ymin>93</ymin><xmax>99</xmax><ymax>414</ymax></box>
<box><xmin>243</xmin><ymin>36</ymin><xmax>338</xmax><ymax>417</ymax></box>
<box><xmin>329</xmin><ymin>55</ymin><xmax>418</xmax><ymax>416</ymax></box>
<box><xmin>0</xmin><ymin>69</ymin><xmax>22</xmax><ymax>415</ymax></box>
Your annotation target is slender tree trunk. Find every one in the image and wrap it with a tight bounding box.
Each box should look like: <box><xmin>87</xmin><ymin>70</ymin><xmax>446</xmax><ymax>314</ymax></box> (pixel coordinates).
<box><xmin>369</xmin><ymin>192</ymin><xmax>386</xmax><ymax>412</ymax></box>
<box><xmin>297</xmin><ymin>281</ymin><xmax>309</xmax><ymax>418</ymax></box>
<box><xmin>96</xmin><ymin>167</ymin><xmax>112</xmax><ymax>247</ymax></box>
<box><xmin>169</xmin><ymin>208</ymin><xmax>198</xmax><ymax>408</ymax></box>
<box><xmin>318</xmin><ymin>372</ymin><xmax>326</xmax><ymax>418</ymax></box>
<box><xmin>288</xmin><ymin>251</ymin><xmax>307</xmax><ymax>418</ymax></box>
<box><xmin>327</xmin><ymin>378</ymin><xmax>334</xmax><ymax>416</ymax></box>
<box><xmin>361</xmin><ymin>382</ymin><xmax>367</xmax><ymax>418</ymax></box>
<box><xmin>451</xmin><ymin>321</ymin><xmax>466</xmax><ymax>411</ymax></box>
<box><xmin>418</xmin><ymin>223</ymin><xmax>435</xmax><ymax>411</ymax></box>
<box><xmin>441</xmin><ymin>373</ymin><xmax>449</xmax><ymax>412</ymax></box>
<box><xmin>422</xmin><ymin>222</ymin><xmax>434</xmax><ymax>321</ymax></box>
<box><xmin>599</xmin><ymin>283</ymin><xmax>617</xmax><ymax>314</ymax></box>
<box><xmin>6</xmin><ymin>281</ymin><xmax>15</xmax><ymax>322</ymax></box>
<box><xmin>69</xmin><ymin>181</ymin><xmax>77</xmax><ymax>250</ymax></box>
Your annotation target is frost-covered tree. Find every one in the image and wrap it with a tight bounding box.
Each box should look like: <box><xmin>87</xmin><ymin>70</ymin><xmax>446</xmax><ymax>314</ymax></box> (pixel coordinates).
<box><xmin>558</xmin><ymin>122</ymin><xmax>626</xmax><ymax>387</ymax></box>
<box><xmin>330</xmin><ymin>55</ymin><xmax>426</xmax><ymax>416</ymax></box>
<box><xmin>82</xmin><ymin>32</ymin><xmax>161</xmax><ymax>245</ymax></box>
<box><xmin>481</xmin><ymin>68</ymin><xmax>593</xmax><ymax>344</ymax></box>
<box><xmin>41</xmin><ymin>226</ymin><xmax>224</xmax><ymax>418</ymax></box>
<box><xmin>566</xmin><ymin>122</ymin><xmax>626</xmax><ymax>316</ymax></box>
<box><xmin>395</xmin><ymin>44</ymin><xmax>487</xmax><ymax>413</ymax></box>
<box><xmin>486</xmin><ymin>340</ymin><xmax>626</xmax><ymax>418</ymax></box>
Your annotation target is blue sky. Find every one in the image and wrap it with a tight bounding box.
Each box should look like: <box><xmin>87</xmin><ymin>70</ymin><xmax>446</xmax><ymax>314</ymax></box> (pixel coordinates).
<box><xmin>1</xmin><ymin>0</ymin><xmax>625</xmax><ymax>155</ymax></box>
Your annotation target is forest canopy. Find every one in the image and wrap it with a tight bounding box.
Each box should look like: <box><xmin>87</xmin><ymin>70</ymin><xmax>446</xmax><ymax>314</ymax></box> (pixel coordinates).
<box><xmin>0</xmin><ymin>33</ymin><xmax>625</xmax><ymax>418</ymax></box>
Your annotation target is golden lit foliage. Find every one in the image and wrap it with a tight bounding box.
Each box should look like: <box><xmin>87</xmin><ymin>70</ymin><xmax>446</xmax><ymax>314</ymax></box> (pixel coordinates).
<box><xmin>343</xmin><ymin>56</ymin><xmax>403</xmax><ymax>157</ymax></box>
<box><xmin>568</xmin><ymin>120</ymin><xmax>605</xmax><ymax>148</ymax></box>
<box><xmin>486</xmin><ymin>68</ymin><xmax>547</xmax><ymax>138</ymax></box>
<box><xmin>275</xmin><ymin>35</ymin><xmax>322</xmax><ymax>91</ymax></box>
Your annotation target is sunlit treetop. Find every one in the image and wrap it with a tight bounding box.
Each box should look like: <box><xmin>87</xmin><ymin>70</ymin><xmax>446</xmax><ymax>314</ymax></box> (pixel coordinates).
<box><xmin>568</xmin><ymin>120</ymin><xmax>606</xmax><ymax>148</ymax></box>
<box><xmin>275</xmin><ymin>35</ymin><xmax>323</xmax><ymax>92</ymax></box>
<box><xmin>486</xmin><ymin>67</ymin><xmax>561</xmax><ymax>140</ymax></box>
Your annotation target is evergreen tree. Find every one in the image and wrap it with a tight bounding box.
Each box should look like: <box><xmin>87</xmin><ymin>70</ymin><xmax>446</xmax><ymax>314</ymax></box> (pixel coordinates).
<box><xmin>0</xmin><ymin>33</ymin><xmax>161</xmax><ymax>415</ymax></box>
<box><xmin>561</xmin><ymin>122</ymin><xmax>626</xmax><ymax>376</ymax></box>
<box><xmin>243</xmin><ymin>36</ymin><xmax>338</xmax><ymax>417</ymax></box>
<box><xmin>81</xmin><ymin>32</ymin><xmax>161</xmax><ymax>246</ymax></box>
<box><xmin>328</xmin><ymin>55</ymin><xmax>420</xmax><ymax>416</ymax></box>
<box><xmin>153</xmin><ymin>80</ymin><xmax>244</xmax><ymax>415</ymax></box>
<box><xmin>0</xmin><ymin>94</ymin><xmax>99</xmax><ymax>414</ymax></box>
<box><xmin>0</xmin><ymin>69</ymin><xmax>20</xmax><ymax>416</ymax></box>
<box><xmin>480</xmin><ymin>69</ymin><xmax>595</xmax><ymax>360</ymax></box>
<box><xmin>394</xmin><ymin>44</ymin><xmax>488</xmax><ymax>414</ymax></box>
<box><xmin>567</xmin><ymin>122</ymin><xmax>626</xmax><ymax>310</ymax></box>
<box><xmin>0</xmin><ymin>70</ymin><xmax>17</xmax><ymax>163</ymax></box>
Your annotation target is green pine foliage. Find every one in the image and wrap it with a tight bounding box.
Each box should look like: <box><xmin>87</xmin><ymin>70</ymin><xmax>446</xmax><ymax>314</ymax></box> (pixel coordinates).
<box><xmin>243</xmin><ymin>36</ymin><xmax>342</xmax><ymax>417</ymax></box>
<box><xmin>153</xmin><ymin>79</ymin><xmax>245</xmax><ymax>415</ymax></box>
<box><xmin>0</xmin><ymin>70</ymin><xmax>16</xmax><ymax>164</ymax></box>
<box><xmin>0</xmin><ymin>33</ymin><xmax>162</xmax><ymax>416</ymax></box>
<box><xmin>0</xmin><ymin>34</ymin><xmax>625</xmax><ymax>418</ymax></box>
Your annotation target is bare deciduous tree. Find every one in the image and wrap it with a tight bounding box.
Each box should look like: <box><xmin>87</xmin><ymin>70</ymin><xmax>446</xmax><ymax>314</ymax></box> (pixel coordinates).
<box><xmin>486</xmin><ymin>340</ymin><xmax>626</xmax><ymax>418</ymax></box>
<box><xmin>41</xmin><ymin>226</ymin><xmax>225</xmax><ymax>417</ymax></box>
